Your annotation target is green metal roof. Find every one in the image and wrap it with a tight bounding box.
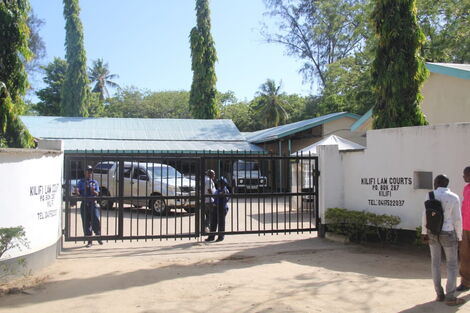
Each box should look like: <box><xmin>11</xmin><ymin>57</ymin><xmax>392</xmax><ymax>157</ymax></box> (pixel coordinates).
<box><xmin>245</xmin><ymin>112</ymin><xmax>360</xmax><ymax>144</ymax></box>
<box><xmin>21</xmin><ymin>116</ymin><xmax>265</xmax><ymax>153</ymax></box>
<box><xmin>350</xmin><ymin>108</ymin><xmax>373</xmax><ymax>131</ymax></box>
<box><xmin>426</xmin><ymin>63</ymin><xmax>470</xmax><ymax>80</ymax></box>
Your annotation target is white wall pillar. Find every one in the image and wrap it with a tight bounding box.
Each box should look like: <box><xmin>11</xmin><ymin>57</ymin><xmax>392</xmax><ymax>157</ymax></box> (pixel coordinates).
<box><xmin>318</xmin><ymin>145</ymin><xmax>344</xmax><ymax>225</ymax></box>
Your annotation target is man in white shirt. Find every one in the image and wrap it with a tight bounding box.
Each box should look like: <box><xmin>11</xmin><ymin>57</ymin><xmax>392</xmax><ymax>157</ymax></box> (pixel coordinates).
<box><xmin>203</xmin><ymin>169</ymin><xmax>216</xmax><ymax>235</ymax></box>
<box><xmin>421</xmin><ymin>174</ymin><xmax>465</xmax><ymax>306</ymax></box>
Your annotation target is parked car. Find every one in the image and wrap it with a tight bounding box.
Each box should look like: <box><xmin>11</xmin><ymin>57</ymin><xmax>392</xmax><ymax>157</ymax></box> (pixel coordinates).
<box><xmin>92</xmin><ymin>161</ymin><xmax>196</xmax><ymax>215</ymax></box>
<box><xmin>229</xmin><ymin>160</ymin><xmax>268</xmax><ymax>192</ymax></box>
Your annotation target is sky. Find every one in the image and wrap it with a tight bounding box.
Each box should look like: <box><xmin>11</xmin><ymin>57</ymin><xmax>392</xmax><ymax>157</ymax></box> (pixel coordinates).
<box><xmin>29</xmin><ymin>0</ymin><xmax>312</xmax><ymax>102</ymax></box>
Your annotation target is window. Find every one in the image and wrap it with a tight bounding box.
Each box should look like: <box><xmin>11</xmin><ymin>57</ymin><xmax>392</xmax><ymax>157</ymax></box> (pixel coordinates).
<box><xmin>133</xmin><ymin>167</ymin><xmax>148</xmax><ymax>180</ymax></box>
<box><xmin>93</xmin><ymin>162</ymin><xmax>113</xmax><ymax>174</ymax></box>
<box><xmin>123</xmin><ymin>167</ymin><xmax>132</xmax><ymax>178</ymax></box>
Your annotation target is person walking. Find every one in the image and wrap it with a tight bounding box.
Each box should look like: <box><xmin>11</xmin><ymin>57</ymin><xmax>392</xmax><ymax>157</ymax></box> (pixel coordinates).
<box><xmin>457</xmin><ymin>166</ymin><xmax>470</xmax><ymax>291</ymax></box>
<box><xmin>76</xmin><ymin>165</ymin><xmax>102</xmax><ymax>247</ymax></box>
<box><xmin>421</xmin><ymin>174</ymin><xmax>464</xmax><ymax>306</ymax></box>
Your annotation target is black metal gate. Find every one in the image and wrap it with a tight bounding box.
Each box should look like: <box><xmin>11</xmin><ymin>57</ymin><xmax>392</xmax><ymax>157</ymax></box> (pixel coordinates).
<box><xmin>63</xmin><ymin>152</ymin><xmax>319</xmax><ymax>242</ymax></box>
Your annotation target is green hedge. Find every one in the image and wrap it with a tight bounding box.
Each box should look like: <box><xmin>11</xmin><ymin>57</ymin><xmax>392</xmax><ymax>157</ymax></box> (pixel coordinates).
<box><xmin>325</xmin><ymin>208</ymin><xmax>401</xmax><ymax>243</ymax></box>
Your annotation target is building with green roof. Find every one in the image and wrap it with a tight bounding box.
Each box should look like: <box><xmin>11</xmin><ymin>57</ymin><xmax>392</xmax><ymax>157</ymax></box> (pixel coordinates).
<box><xmin>245</xmin><ymin>112</ymin><xmax>364</xmax><ymax>154</ymax></box>
<box><xmin>20</xmin><ymin>116</ymin><xmax>265</xmax><ymax>154</ymax></box>
<box><xmin>351</xmin><ymin>62</ymin><xmax>470</xmax><ymax>131</ymax></box>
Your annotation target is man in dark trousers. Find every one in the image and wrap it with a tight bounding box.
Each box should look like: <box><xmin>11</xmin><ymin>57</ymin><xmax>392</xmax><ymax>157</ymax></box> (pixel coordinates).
<box><xmin>206</xmin><ymin>177</ymin><xmax>230</xmax><ymax>242</ymax></box>
<box><xmin>76</xmin><ymin>165</ymin><xmax>102</xmax><ymax>247</ymax></box>
<box><xmin>203</xmin><ymin>169</ymin><xmax>216</xmax><ymax>233</ymax></box>
<box><xmin>421</xmin><ymin>174</ymin><xmax>464</xmax><ymax>306</ymax></box>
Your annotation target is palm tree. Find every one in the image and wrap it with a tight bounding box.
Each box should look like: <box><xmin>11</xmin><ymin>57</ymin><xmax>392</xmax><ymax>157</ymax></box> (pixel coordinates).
<box><xmin>253</xmin><ymin>79</ymin><xmax>289</xmax><ymax>128</ymax></box>
<box><xmin>88</xmin><ymin>58</ymin><xmax>120</xmax><ymax>100</ymax></box>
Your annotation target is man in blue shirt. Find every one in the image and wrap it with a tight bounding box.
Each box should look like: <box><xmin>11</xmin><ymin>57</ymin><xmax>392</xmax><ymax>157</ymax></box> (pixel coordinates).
<box><xmin>76</xmin><ymin>165</ymin><xmax>102</xmax><ymax>247</ymax></box>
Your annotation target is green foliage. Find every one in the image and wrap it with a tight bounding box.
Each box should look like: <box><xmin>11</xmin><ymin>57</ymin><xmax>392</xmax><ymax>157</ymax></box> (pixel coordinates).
<box><xmin>189</xmin><ymin>0</ymin><xmax>218</xmax><ymax>119</ymax></box>
<box><xmin>105</xmin><ymin>87</ymin><xmax>192</xmax><ymax>119</ymax></box>
<box><xmin>221</xmin><ymin>92</ymin><xmax>309</xmax><ymax>131</ymax></box>
<box><xmin>220</xmin><ymin>101</ymin><xmax>261</xmax><ymax>132</ymax></box>
<box><xmin>61</xmin><ymin>0</ymin><xmax>90</xmax><ymax>117</ymax></box>
<box><xmin>88</xmin><ymin>58</ymin><xmax>120</xmax><ymax>100</ymax></box>
<box><xmin>252</xmin><ymin>79</ymin><xmax>289</xmax><ymax>128</ymax></box>
<box><xmin>262</xmin><ymin>0</ymin><xmax>468</xmax><ymax>121</ymax></box>
<box><xmin>34</xmin><ymin>58</ymin><xmax>67</xmax><ymax>116</ymax></box>
<box><xmin>415</xmin><ymin>226</ymin><xmax>426</xmax><ymax>246</ymax></box>
<box><xmin>0</xmin><ymin>226</ymin><xmax>29</xmax><ymax>259</ymax></box>
<box><xmin>417</xmin><ymin>0</ymin><xmax>470</xmax><ymax>63</ymax></box>
<box><xmin>25</xmin><ymin>9</ymin><xmax>46</xmax><ymax>77</ymax></box>
<box><xmin>319</xmin><ymin>54</ymin><xmax>374</xmax><ymax>116</ymax></box>
<box><xmin>371</xmin><ymin>0</ymin><xmax>428</xmax><ymax>129</ymax></box>
<box><xmin>88</xmin><ymin>92</ymin><xmax>104</xmax><ymax>117</ymax></box>
<box><xmin>263</xmin><ymin>0</ymin><xmax>369</xmax><ymax>88</ymax></box>
<box><xmin>0</xmin><ymin>86</ymin><xmax>34</xmax><ymax>148</ymax></box>
<box><xmin>281</xmin><ymin>94</ymin><xmax>309</xmax><ymax>123</ymax></box>
<box><xmin>326</xmin><ymin>207</ymin><xmax>401</xmax><ymax>243</ymax></box>
<box><xmin>0</xmin><ymin>226</ymin><xmax>29</xmax><ymax>281</ymax></box>
<box><xmin>0</xmin><ymin>0</ymin><xmax>34</xmax><ymax>148</ymax></box>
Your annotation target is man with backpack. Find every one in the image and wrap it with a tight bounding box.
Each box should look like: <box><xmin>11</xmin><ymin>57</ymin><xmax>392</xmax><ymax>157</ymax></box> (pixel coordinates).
<box><xmin>421</xmin><ymin>174</ymin><xmax>464</xmax><ymax>306</ymax></box>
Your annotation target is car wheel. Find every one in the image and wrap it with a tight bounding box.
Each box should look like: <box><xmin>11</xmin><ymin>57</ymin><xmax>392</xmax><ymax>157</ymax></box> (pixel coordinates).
<box><xmin>99</xmin><ymin>188</ymin><xmax>114</xmax><ymax>210</ymax></box>
<box><xmin>183</xmin><ymin>207</ymin><xmax>195</xmax><ymax>213</ymax></box>
<box><xmin>149</xmin><ymin>195</ymin><xmax>167</xmax><ymax>215</ymax></box>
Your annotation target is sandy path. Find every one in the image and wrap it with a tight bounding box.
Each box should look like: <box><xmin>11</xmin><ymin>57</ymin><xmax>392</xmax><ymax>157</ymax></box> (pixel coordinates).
<box><xmin>0</xmin><ymin>234</ymin><xmax>469</xmax><ymax>313</ymax></box>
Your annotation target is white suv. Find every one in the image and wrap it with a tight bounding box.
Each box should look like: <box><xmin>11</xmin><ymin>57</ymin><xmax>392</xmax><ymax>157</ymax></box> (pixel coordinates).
<box><xmin>93</xmin><ymin>161</ymin><xmax>196</xmax><ymax>215</ymax></box>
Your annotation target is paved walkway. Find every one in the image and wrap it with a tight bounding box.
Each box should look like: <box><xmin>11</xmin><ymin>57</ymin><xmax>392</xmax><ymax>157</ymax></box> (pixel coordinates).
<box><xmin>0</xmin><ymin>234</ymin><xmax>469</xmax><ymax>313</ymax></box>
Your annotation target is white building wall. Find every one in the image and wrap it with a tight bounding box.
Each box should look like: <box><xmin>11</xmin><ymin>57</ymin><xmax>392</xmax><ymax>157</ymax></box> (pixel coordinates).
<box><xmin>0</xmin><ymin>148</ymin><xmax>63</xmax><ymax>260</ymax></box>
<box><xmin>319</xmin><ymin>123</ymin><xmax>470</xmax><ymax>230</ymax></box>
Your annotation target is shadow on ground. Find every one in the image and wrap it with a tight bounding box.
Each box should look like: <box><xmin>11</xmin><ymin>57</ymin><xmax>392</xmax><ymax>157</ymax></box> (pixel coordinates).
<box><xmin>0</xmin><ymin>236</ymin><xmax>433</xmax><ymax>308</ymax></box>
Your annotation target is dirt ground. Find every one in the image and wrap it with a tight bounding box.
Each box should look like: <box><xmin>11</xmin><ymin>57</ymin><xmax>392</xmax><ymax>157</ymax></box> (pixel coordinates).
<box><xmin>0</xmin><ymin>233</ymin><xmax>469</xmax><ymax>313</ymax></box>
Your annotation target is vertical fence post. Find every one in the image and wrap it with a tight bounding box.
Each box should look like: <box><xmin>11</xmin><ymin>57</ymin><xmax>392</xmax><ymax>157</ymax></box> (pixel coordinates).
<box><xmin>118</xmin><ymin>159</ymin><xmax>124</xmax><ymax>239</ymax></box>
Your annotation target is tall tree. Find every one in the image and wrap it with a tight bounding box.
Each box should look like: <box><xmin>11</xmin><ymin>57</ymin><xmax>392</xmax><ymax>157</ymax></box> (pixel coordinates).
<box><xmin>34</xmin><ymin>58</ymin><xmax>67</xmax><ymax>116</ymax></box>
<box><xmin>252</xmin><ymin>79</ymin><xmax>289</xmax><ymax>128</ymax></box>
<box><xmin>61</xmin><ymin>0</ymin><xmax>90</xmax><ymax>117</ymax></box>
<box><xmin>0</xmin><ymin>0</ymin><xmax>34</xmax><ymax>148</ymax></box>
<box><xmin>263</xmin><ymin>0</ymin><xmax>369</xmax><ymax>88</ymax></box>
<box><xmin>25</xmin><ymin>9</ymin><xmax>46</xmax><ymax>76</ymax></box>
<box><xmin>88</xmin><ymin>58</ymin><xmax>120</xmax><ymax>100</ymax></box>
<box><xmin>371</xmin><ymin>0</ymin><xmax>428</xmax><ymax>129</ymax></box>
<box><xmin>417</xmin><ymin>0</ymin><xmax>470</xmax><ymax>63</ymax></box>
<box><xmin>189</xmin><ymin>0</ymin><xmax>218</xmax><ymax>119</ymax></box>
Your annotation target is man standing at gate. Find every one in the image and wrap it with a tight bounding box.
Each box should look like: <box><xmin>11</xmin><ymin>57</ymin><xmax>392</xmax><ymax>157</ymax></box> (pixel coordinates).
<box><xmin>206</xmin><ymin>177</ymin><xmax>230</xmax><ymax>242</ymax></box>
<box><xmin>457</xmin><ymin>166</ymin><xmax>470</xmax><ymax>291</ymax></box>
<box><xmin>76</xmin><ymin>165</ymin><xmax>103</xmax><ymax>247</ymax></box>
<box><xmin>204</xmin><ymin>169</ymin><xmax>216</xmax><ymax>233</ymax></box>
<box><xmin>421</xmin><ymin>174</ymin><xmax>464</xmax><ymax>306</ymax></box>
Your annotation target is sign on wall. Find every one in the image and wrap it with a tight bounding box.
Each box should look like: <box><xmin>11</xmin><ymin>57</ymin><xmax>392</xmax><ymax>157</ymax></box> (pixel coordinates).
<box><xmin>361</xmin><ymin>176</ymin><xmax>413</xmax><ymax>207</ymax></box>
<box><xmin>0</xmin><ymin>151</ymin><xmax>63</xmax><ymax>260</ymax></box>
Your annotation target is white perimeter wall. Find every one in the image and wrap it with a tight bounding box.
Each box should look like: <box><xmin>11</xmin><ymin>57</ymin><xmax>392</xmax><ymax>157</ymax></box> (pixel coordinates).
<box><xmin>0</xmin><ymin>147</ymin><xmax>63</xmax><ymax>260</ymax></box>
<box><xmin>319</xmin><ymin>123</ymin><xmax>470</xmax><ymax>230</ymax></box>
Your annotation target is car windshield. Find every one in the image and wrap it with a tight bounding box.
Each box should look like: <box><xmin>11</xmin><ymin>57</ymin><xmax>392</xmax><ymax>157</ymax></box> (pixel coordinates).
<box><xmin>94</xmin><ymin>162</ymin><xmax>114</xmax><ymax>174</ymax></box>
<box><xmin>235</xmin><ymin>161</ymin><xmax>259</xmax><ymax>171</ymax></box>
<box><xmin>149</xmin><ymin>165</ymin><xmax>183</xmax><ymax>179</ymax></box>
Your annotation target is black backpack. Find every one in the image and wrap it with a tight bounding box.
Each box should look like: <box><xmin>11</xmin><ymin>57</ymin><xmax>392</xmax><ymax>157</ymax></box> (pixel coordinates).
<box><xmin>425</xmin><ymin>191</ymin><xmax>444</xmax><ymax>235</ymax></box>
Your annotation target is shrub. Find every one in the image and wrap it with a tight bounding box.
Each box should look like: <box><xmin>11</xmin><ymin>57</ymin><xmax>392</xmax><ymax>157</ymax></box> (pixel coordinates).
<box><xmin>0</xmin><ymin>226</ymin><xmax>30</xmax><ymax>281</ymax></box>
<box><xmin>325</xmin><ymin>208</ymin><xmax>401</xmax><ymax>243</ymax></box>
<box><xmin>0</xmin><ymin>226</ymin><xmax>29</xmax><ymax>259</ymax></box>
